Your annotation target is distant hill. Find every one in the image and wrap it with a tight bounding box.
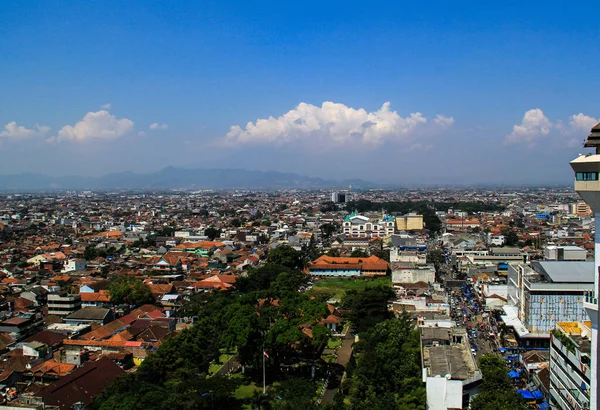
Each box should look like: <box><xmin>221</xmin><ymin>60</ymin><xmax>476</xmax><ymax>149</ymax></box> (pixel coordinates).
<box><xmin>0</xmin><ymin>167</ymin><xmax>377</xmax><ymax>191</ymax></box>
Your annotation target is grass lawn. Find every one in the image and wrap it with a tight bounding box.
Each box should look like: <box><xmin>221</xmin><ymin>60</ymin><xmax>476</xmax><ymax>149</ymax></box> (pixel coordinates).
<box><xmin>208</xmin><ymin>363</ymin><xmax>221</xmax><ymax>375</ymax></box>
<box><xmin>230</xmin><ymin>373</ymin><xmax>263</xmax><ymax>400</ymax></box>
<box><xmin>327</xmin><ymin>338</ymin><xmax>342</xmax><ymax>349</ymax></box>
<box><xmin>207</xmin><ymin>353</ymin><xmax>234</xmax><ymax>376</ymax></box>
<box><xmin>235</xmin><ymin>382</ymin><xmax>261</xmax><ymax>400</ymax></box>
<box><xmin>309</xmin><ymin>276</ymin><xmax>391</xmax><ymax>299</ymax></box>
<box><xmin>322</xmin><ymin>353</ymin><xmax>337</xmax><ymax>364</ymax></box>
<box><xmin>219</xmin><ymin>353</ymin><xmax>233</xmax><ymax>363</ymax></box>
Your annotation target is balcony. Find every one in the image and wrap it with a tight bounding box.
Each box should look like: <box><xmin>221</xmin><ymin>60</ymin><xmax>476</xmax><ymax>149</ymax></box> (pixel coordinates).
<box><xmin>584</xmin><ymin>293</ymin><xmax>598</xmax><ymax>315</ymax></box>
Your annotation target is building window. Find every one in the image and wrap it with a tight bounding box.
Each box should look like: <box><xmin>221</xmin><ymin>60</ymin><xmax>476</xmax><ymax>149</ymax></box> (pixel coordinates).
<box><xmin>576</xmin><ymin>172</ymin><xmax>598</xmax><ymax>181</ymax></box>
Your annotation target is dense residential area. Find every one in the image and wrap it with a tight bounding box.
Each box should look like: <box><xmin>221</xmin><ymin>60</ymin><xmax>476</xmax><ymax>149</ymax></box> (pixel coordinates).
<box><xmin>0</xmin><ymin>183</ymin><xmax>594</xmax><ymax>409</ymax></box>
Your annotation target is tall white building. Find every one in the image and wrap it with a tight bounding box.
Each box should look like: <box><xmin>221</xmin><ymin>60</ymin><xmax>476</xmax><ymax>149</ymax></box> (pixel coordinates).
<box><xmin>569</xmin><ymin>121</ymin><xmax>600</xmax><ymax>410</ymax></box>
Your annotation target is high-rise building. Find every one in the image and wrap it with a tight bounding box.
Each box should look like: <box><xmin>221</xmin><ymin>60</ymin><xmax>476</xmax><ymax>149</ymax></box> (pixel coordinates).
<box><xmin>331</xmin><ymin>191</ymin><xmax>351</xmax><ymax>203</ymax></box>
<box><xmin>569</xmin><ymin>121</ymin><xmax>600</xmax><ymax>410</ymax></box>
<box><xmin>549</xmin><ymin>321</ymin><xmax>592</xmax><ymax>409</ymax></box>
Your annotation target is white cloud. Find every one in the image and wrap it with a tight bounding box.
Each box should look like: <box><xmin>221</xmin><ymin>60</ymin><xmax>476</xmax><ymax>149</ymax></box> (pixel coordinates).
<box><xmin>223</xmin><ymin>101</ymin><xmax>453</xmax><ymax>146</ymax></box>
<box><xmin>53</xmin><ymin>110</ymin><xmax>134</xmax><ymax>142</ymax></box>
<box><xmin>149</xmin><ymin>123</ymin><xmax>168</xmax><ymax>130</ymax></box>
<box><xmin>506</xmin><ymin>109</ymin><xmax>552</xmax><ymax>144</ymax></box>
<box><xmin>100</xmin><ymin>103</ymin><xmax>112</xmax><ymax>110</ymax></box>
<box><xmin>434</xmin><ymin>115</ymin><xmax>455</xmax><ymax>127</ymax></box>
<box><xmin>507</xmin><ymin>109</ymin><xmax>599</xmax><ymax>147</ymax></box>
<box><xmin>0</xmin><ymin>122</ymin><xmax>49</xmax><ymax>139</ymax></box>
<box><xmin>137</xmin><ymin>131</ymin><xmax>147</xmax><ymax>137</ymax></box>
<box><xmin>569</xmin><ymin>113</ymin><xmax>598</xmax><ymax>131</ymax></box>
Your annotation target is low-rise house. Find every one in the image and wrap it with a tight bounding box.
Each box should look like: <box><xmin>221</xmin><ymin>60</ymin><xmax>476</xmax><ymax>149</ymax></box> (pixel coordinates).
<box><xmin>34</xmin><ymin>356</ymin><xmax>124</xmax><ymax>410</ymax></box>
<box><xmin>63</xmin><ymin>307</ymin><xmax>114</xmax><ymax>326</ymax></box>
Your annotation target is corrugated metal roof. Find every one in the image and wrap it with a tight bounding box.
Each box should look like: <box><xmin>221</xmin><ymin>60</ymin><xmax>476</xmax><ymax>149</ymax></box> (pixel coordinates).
<box><xmin>532</xmin><ymin>261</ymin><xmax>594</xmax><ymax>283</ymax></box>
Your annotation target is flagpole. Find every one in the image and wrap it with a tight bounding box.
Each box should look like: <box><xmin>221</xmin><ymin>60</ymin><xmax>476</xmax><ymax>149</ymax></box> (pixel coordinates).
<box><xmin>263</xmin><ymin>351</ymin><xmax>266</xmax><ymax>394</ymax></box>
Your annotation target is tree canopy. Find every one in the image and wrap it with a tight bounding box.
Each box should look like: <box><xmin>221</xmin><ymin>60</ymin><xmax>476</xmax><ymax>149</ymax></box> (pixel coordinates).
<box><xmin>95</xmin><ymin>264</ymin><xmax>332</xmax><ymax>409</ymax></box>
<box><xmin>341</xmin><ymin>286</ymin><xmax>395</xmax><ymax>333</ymax></box>
<box><xmin>204</xmin><ymin>227</ymin><xmax>220</xmax><ymax>241</ymax></box>
<box><xmin>469</xmin><ymin>355</ymin><xmax>527</xmax><ymax>410</ymax></box>
<box><xmin>267</xmin><ymin>245</ymin><xmax>306</xmax><ymax>270</ymax></box>
<box><xmin>343</xmin><ymin>314</ymin><xmax>425</xmax><ymax>409</ymax></box>
<box><xmin>107</xmin><ymin>276</ymin><xmax>153</xmax><ymax>306</ymax></box>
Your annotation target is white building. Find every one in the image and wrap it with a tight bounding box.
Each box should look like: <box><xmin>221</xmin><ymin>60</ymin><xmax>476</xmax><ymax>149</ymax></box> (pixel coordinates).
<box><xmin>544</xmin><ymin>245</ymin><xmax>587</xmax><ymax>261</ymax></box>
<box><xmin>342</xmin><ymin>212</ymin><xmax>395</xmax><ymax>238</ymax></box>
<box><xmin>62</xmin><ymin>258</ymin><xmax>86</xmax><ymax>273</ymax></box>
<box><xmin>392</xmin><ymin>265</ymin><xmax>436</xmax><ymax>284</ymax></box>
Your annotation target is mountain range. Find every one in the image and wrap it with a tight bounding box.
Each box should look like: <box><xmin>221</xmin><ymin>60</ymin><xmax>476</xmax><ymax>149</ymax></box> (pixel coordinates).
<box><xmin>0</xmin><ymin>167</ymin><xmax>376</xmax><ymax>191</ymax></box>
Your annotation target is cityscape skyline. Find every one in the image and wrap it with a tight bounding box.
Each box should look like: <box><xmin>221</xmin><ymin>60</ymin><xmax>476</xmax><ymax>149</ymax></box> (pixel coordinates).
<box><xmin>1</xmin><ymin>1</ymin><xmax>599</xmax><ymax>185</ymax></box>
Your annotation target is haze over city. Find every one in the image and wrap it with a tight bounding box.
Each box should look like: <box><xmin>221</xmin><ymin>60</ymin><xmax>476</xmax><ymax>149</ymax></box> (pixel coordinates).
<box><xmin>1</xmin><ymin>1</ymin><xmax>599</xmax><ymax>185</ymax></box>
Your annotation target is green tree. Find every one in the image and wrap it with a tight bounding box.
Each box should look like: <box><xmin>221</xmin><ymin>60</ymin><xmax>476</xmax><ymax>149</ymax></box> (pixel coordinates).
<box><xmin>107</xmin><ymin>276</ymin><xmax>153</xmax><ymax>306</ymax></box>
<box><xmin>326</xmin><ymin>248</ymin><xmax>341</xmax><ymax>257</ymax></box>
<box><xmin>267</xmin><ymin>246</ymin><xmax>306</xmax><ymax>270</ymax></box>
<box><xmin>84</xmin><ymin>245</ymin><xmax>98</xmax><ymax>261</ymax></box>
<box><xmin>343</xmin><ymin>315</ymin><xmax>425</xmax><ymax>409</ymax></box>
<box><xmin>321</xmin><ymin>223</ymin><xmax>338</xmax><ymax>238</ymax></box>
<box><xmin>350</xmin><ymin>249</ymin><xmax>369</xmax><ymax>258</ymax></box>
<box><xmin>342</xmin><ymin>286</ymin><xmax>395</xmax><ymax>333</ymax></box>
<box><xmin>272</xmin><ymin>377</ymin><xmax>316</xmax><ymax>409</ymax></box>
<box><xmin>503</xmin><ymin>229</ymin><xmax>519</xmax><ymax>247</ymax></box>
<box><xmin>426</xmin><ymin>249</ymin><xmax>444</xmax><ymax>269</ymax></box>
<box><xmin>204</xmin><ymin>227</ymin><xmax>220</xmax><ymax>241</ymax></box>
<box><xmin>470</xmin><ymin>355</ymin><xmax>527</xmax><ymax>410</ymax></box>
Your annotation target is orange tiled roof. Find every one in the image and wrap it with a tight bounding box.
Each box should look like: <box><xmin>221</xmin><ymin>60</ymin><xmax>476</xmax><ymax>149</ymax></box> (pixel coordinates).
<box><xmin>30</xmin><ymin>359</ymin><xmax>75</xmax><ymax>377</ymax></box>
<box><xmin>309</xmin><ymin>255</ymin><xmax>389</xmax><ymax>271</ymax></box>
<box><xmin>63</xmin><ymin>339</ymin><xmax>141</xmax><ymax>348</ymax></box>
<box><xmin>79</xmin><ymin>291</ymin><xmax>111</xmax><ymax>303</ymax></box>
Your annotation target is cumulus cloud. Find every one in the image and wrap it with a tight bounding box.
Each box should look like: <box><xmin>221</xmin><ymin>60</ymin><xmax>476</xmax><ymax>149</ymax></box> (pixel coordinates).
<box><xmin>506</xmin><ymin>109</ymin><xmax>552</xmax><ymax>144</ymax></box>
<box><xmin>149</xmin><ymin>123</ymin><xmax>168</xmax><ymax>130</ymax></box>
<box><xmin>569</xmin><ymin>113</ymin><xmax>598</xmax><ymax>131</ymax></box>
<box><xmin>0</xmin><ymin>122</ymin><xmax>49</xmax><ymax>139</ymax></box>
<box><xmin>100</xmin><ymin>103</ymin><xmax>112</xmax><ymax>110</ymax></box>
<box><xmin>53</xmin><ymin>110</ymin><xmax>134</xmax><ymax>142</ymax></box>
<box><xmin>507</xmin><ymin>109</ymin><xmax>599</xmax><ymax>146</ymax></box>
<box><xmin>223</xmin><ymin>101</ymin><xmax>453</xmax><ymax>147</ymax></box>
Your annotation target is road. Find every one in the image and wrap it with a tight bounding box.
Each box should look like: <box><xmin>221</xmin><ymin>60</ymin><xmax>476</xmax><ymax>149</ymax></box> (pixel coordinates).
<box><xmin>448</xmin><ymin>284</ymin><xmax>500</xmax><ymax>360</ymax></box>
<box><xmin>321</xmin><ymin>330</ymin><xmax>354</xmax><ymax>404</ymax></box>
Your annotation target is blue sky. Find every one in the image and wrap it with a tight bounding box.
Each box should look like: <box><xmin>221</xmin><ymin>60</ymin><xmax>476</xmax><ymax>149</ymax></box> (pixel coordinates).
<box><xmin>1</xmin><ymin>0</ymin><xmax>599</xmax><ymax>185</ymax></box>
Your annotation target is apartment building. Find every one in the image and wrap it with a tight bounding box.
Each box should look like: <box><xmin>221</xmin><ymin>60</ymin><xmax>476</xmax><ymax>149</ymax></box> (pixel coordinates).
<box><xmin>47</xmin><ymin>294</ymin><xmax>82</xmax><ymax>316</ymax></box>
<box><xmin>549</xmin><ymin>321</ymin><xmax>592</xmax><ymax>410</ymax></box>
